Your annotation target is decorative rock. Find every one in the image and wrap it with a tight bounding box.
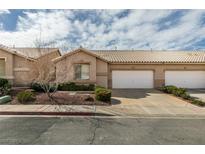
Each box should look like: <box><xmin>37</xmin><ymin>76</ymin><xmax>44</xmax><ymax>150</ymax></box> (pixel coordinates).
<box><xmin>0</xmin><ymin>95</ymin><xmax>12</xmax><ymax>104</ymax></box>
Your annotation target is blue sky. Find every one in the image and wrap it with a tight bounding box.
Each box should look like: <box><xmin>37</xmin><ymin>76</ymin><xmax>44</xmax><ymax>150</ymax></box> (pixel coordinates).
<box><xmin>0</xmin><ymin>9</ymin><xmax>205</xmax><ymax>51</ymax></box>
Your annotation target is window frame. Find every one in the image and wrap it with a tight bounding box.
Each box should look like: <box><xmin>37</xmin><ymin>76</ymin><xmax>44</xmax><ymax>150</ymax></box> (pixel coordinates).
<box><xmin>0</xmin><ymin>58</ymin><xmax>6</xmax><ymax>77</ymax></box>
<box><xmin>73</xmin><ymin>63</ymin><xmax>90</xmax><ymax>80</ymax></box>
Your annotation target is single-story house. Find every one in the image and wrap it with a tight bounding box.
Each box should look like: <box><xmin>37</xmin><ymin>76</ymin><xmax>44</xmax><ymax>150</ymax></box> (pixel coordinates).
<box><xmin>1</xmin><ymin>44</ymin><xmax>205</xmax><ymax>89</ymax></box>
<box><xmin>53</xmin><ymin>48</ymin><xmax>205</xmax><ymax>89</ymax></box>
<box><xmin>0</xmin><ymin>44</ymin><xmax>61</xmax><ymax>86</ymax></box>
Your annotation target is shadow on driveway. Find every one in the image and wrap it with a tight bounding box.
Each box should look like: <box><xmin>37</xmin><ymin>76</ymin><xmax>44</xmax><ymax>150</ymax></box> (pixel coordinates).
<box><xmin>110</xmin><ymin>89</ymin><xmax>163</xmax><ymax>105</ymax></box>
<box><xmin>112</xmin><ymin>89</ymin><xmax>161</xmax><ymax>99</ymax></box>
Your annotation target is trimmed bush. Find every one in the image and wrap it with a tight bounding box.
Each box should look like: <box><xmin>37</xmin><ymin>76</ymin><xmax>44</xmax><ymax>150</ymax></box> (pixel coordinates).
<box><xmin>190</xmin><ymin>99</ymin><xmax>205</xmax><ymax>107</ymax></box>
<box><xmin>163</xmin><ymin>85</ymin><xmax>178</xmax><ymax>94</ymax></box>
<box><xmin>95</xmin><ymin>86</ymin><xmax>111</xmax><ymax>102</ymax></box>
<box><xmin>58</xmin><ymin>82</ymin><xmax>95</xmax><ymax>91</ymax></box>
<box><xmin>180</xmin><ymin>93</ymin><xmax>191</xmax><ymax>100</ymax></box>
<box><xmin>17</xmin><ymin>91</ymin><xmax>35</xmax><ymax>103</ymax></box>
<box><xmin>31</xmin><ymin>82</ymin><xmax>56</xmax><ymax>92</ymax></box>
<box><xmin>173</xmin><ymin>88</ymin><xmax>186</xmax><ymax>97</ymax></box>
<box><xmin>0</xmin><ymin>78</ymin><xmax>11</xmax><ymax>96</ymax></box>
<box><xmin>160</xmin><ymin>85</ymin><xmax>205</xmax><ymax>107</ymax></box>
<box><xmin>160</xmin><ymin>85</ymin><xmax>186</xmax><ymax>96</ymax></box>
<box><xmin>31</xmin><ymin>82</ymin><xmax>44</xmax><ymax>92</ymax></box>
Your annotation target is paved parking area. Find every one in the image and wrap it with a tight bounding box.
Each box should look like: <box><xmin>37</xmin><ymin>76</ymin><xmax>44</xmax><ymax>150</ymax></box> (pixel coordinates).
<box><xmin>97</xmin><ymin>89</ymin><xmax>205</xmax><ymax>117</ymax></box>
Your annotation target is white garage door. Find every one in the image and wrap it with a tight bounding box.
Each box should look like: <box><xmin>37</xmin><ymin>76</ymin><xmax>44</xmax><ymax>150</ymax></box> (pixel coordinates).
<box><xmin>112</xmin><ymin>70</ymin><xmax>154</xmax><ymax>89</ymax></box>
<box><xmin>165</xmin><ymin>71</ymin><xmax>205</xmax><ymax>88</ymax></box>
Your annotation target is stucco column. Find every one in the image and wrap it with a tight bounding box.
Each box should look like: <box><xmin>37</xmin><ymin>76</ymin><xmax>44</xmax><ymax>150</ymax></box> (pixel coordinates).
<box><xmin>154</xmin><ymin>67</ymin><xmax>165</xmax><ymax>88</ymax></box>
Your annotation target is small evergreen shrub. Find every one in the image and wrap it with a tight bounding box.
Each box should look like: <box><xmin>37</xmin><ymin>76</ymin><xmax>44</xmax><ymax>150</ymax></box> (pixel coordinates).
<box><xmin>180</xmin><ymin>93</ymin><xmax>191</xmax><ymax>100</ymax></box>
<box><xmin>164</xmin><ymin>85</ymin><xmax>178</xmax><ymax>94</ymax></box>
<box><xmin>191</xmin><ymin>99</ymin><xmax>205</xmax><ymax>107</ymax></box>
<box><xmin>31</xmin><ymin>82</ymin><xmax>56</xmax><ymax>92</ymax></box>
<box><xmin>160</xmin><ymin>85</ymin><xmax>205</xmax><ymax>107</ymax></box>
<box><xmin>31</xmin><ymin>82</ymin><xmax>44</xmax><ymax>92</ymax></box>
<box><xmin>95</xmin><ymin>86</ymin><xmax>111</xmax><ymax>102</ymax></box>
<box><xmin>0</xmin><ymin>78</ymin><xmax>11</xmax><ymax>96</ymax></box>
<box><xmin>58</xmin><ymin>82</ymin><xmax>95</xmax><ymax>91</ymax></box>
<box><xmin>173</xmin><ymin>88</ymin><xmax>186</xmax><ymax>97</ymax></box>
<box><xmin>17</xmin><ymin>91</ymin><xmax>36</xmax><ymax>103</ymax></box>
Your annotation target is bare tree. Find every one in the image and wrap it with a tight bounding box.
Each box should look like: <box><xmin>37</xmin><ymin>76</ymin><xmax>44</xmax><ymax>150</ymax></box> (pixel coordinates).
<box><xmin>33</xmin><ymin>38</ymin><xmax>59</xmax><ymax>102</ymax></box>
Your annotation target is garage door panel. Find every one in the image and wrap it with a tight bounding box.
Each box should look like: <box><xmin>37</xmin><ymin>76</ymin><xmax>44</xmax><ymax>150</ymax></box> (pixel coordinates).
<box><xmin>165</xmin><ymin>71</ymin><xmax>205</xmax><ymax>88</ymax></box>
<box><xmin>112</xmin><ymin>71</ymin><xmax>153</xmax><ymax>89</ymax></box>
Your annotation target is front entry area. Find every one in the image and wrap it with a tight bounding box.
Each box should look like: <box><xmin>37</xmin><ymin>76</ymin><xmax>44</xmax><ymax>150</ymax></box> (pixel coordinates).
<box><xmin>112</xmin><ymin>70</ymin><xmax>154</xmax><ymax>89</ymax></box>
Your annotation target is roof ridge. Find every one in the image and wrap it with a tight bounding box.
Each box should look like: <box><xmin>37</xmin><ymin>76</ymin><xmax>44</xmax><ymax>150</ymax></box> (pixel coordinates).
<box><xmin>92</xmin><ymin>50</ymin><xmax>205</xmax><ymax>52</ymax></box>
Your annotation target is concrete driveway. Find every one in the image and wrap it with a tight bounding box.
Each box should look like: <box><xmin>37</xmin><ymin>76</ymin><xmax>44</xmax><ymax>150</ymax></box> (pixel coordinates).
<box><xmin>97</xmin><ymin>89</ymin><xmax>205</xmax><ymax>117</ymax></box>
<box><xmin>188</xmin><ymin>89</ymin><xmax>205</xmax><ymax>102</ymax></box>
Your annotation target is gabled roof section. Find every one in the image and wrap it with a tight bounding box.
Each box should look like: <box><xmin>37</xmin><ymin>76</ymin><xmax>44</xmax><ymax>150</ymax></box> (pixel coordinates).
<box><xmin>92</xmin><ymin>50</ymin><xmax>205</xmax><ymax>64</ymax></box>
<box><xmin>0</xmin><ymin>44</ymin><xmax>35</xmax><ymax>61</ymax></box>
<box><xmin>13</xmin><ymin>47</ymin><xmax>61</xmax><ymax>59</ymax></box>
<box><xmin>53</xmin><ymin>48</ymin><xmax>109</xmax><ymax>63</ymax></box>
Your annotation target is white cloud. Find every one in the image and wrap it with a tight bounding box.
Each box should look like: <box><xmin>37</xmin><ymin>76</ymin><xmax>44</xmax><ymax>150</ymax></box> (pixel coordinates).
<box><xmin>0</xmin><ymin>10</ymin><xmax>73</xmax><ymax>47</ymax></box>
<box><xmin>0</xmin><ymin>10</ymin><xmax>205</xmax><ymax>51</ymax></box>
<box><xmin>0</xmin><ymin>9</ymin><xmax>10</xmax><ymax>15</ymax></box>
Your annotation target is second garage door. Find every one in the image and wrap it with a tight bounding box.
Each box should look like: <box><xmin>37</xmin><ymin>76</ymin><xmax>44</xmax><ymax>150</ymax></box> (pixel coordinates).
<box><xmin>112</xmin><ymin>70</ymin><xmax>154</xmax><ymax>89</ymax></box>
<box><xmin>165</xmin><ymin>71</ymin><xmax>205</xmax><ymax>88</ymax></box>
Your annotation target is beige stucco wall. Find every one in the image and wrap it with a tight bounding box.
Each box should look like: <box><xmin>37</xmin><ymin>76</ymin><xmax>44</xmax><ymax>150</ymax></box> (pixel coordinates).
<box><xmin>13</xmin><ymin>55</ymin><xmax>36</xmax><ymax>86</ymax></box>
<box><xmin>55</xmin><ymin>50</ymin><xmax>109</xmax><ymax>87</ymax></box>
<box><xmin>96</xmin><ymin>59</ymin><xmax>108</xmax><ymax>87</ymax></box>
<box><xmin>55</xmin><ymin>51</ymin><xmax>97</xmax><ymax>84</ymax></box>
<box><xmin>108</xmin><ymin>63</ymin><xmax>205</xmax><ymax>88</ymax></box>
<box><xmin>13</xmin><ymin>50</ymin><xmax>61</xmax><ymax>86</ymax></box>
<box><xmin>0</xmin><ymin>49</ymin><xmax>14</xmax><ymax>82</ymax></box>
<box><xmin>0</xmin><ymin>49</ymin><xmax>60</xmax><ymax>86</ymax></box>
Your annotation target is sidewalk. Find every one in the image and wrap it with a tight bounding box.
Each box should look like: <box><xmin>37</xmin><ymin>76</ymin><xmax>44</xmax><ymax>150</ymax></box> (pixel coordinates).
<box><xmin>0</xmin><ymin>104</ymin><xmax>205</xmax><ymax>118</ymax></box>
<box><xmin>0</xmin><ymin>105</ymin><xmax>111</xmax><ymax>116</ymax></box>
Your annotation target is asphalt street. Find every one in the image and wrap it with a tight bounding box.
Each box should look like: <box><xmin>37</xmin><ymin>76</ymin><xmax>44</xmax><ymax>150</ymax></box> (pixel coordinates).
<box><xmin>0</xmin><ymin>116</ymin><xmax>205</xmax><ymax>145</ymax></box>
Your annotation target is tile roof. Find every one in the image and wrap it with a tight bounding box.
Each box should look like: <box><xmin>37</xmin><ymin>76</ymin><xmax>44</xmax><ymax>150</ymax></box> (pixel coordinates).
<box><xmin>92</xmin><ymin>50</ymin><xmax>205</xmax><ymax>63</ymax></box>
<box><xmin>0</xmin><ymin>44</ymin><xmax>60</xmax><ymax>60</ymax></box>
<box><xmin>13</xmin><ymin>47</ymin><xmax>60</xmax><ymax>59</ymax></box>
<box><xmin>0</xmin><ymin>44</ymin><xmax>35</xmax><ymax>61</ymax></box>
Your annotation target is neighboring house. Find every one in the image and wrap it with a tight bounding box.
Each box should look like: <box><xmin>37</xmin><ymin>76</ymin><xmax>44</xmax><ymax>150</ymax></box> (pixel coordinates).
<box><xmin>53</xmin><ymin>48</ymin><xmax>205</xmax><ymax>89</ymax></box>
<box><xmin>0</xmin><ymin>44</ymin><xmax>61</xmax><ymax>86</ymax></box>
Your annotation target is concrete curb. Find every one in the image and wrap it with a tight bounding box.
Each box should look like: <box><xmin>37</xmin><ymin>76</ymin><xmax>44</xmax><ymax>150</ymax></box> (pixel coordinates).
<box><xmin>0</xmin><ymin>111</ymin><xmax>113</xmax><ymax>116</ymax></box>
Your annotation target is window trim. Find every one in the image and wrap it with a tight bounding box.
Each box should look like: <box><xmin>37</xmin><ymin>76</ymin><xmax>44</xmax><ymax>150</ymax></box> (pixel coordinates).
<box><xmin>73</xmin><ymin>63</ymin><xmax>90</xmax><ymax>80</ymax></box>
<box><xmin>0</xmin><ymin>58</ymin><xmax>6</xmax><ymax>77</ymax></box>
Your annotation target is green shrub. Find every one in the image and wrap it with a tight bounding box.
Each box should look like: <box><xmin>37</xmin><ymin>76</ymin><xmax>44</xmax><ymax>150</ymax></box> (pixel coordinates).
<box><xmin>0</xmin><ymin>78</ymin><xmax>11</xmax><ymax>96</ymax></box>
<box><xmin>160</xmin><ymin>85</ymin><xmax>186</xmax><ymax>96</ymax></box>
<box><xmin>180</xmin><ymin>93</ymin><xmax>191</xmax><ymax>100</ymax></box>
<box><xmin>31</xmin><ymin>82</ymin><xmax>44</xmax><ymax>92</ymax></box>
<box><xmin>58</xmin><ymin>82</ymin><xmax>76</xmax><ymax>91</ymax></box>
<box><xmin>164</xmin><ymin>85</ymin><xmax>178</xmax><ymax>94</ymax></box>
<box><xmin>191</xmin><ymin>99</ymin><xmax>205</xmax><ymax>107</ymax></box>
<box><xmin>95</xmin><ymin>87</ymin><xmax>111</xmax><ymax>102</ymax></box>
<box><xmin>160</xmin><ymin>85</ymin><xmax>205</xmax><ymax>107</ymax></box>
<box><xmin>17</xmin><ymin>91</ymin><xmax>35</xmax><ymax>103</ymax></box>
<box><xmin>173</xmin><ymin>88</ymin><xmax>186</xmax><ymax>97</ymax></box>
<box><xmin>31</xmin><ymin>82</ymin><xmax>56</xmax><ymax>92</ymax></box>
<box><xmin>58</xmin><ymin>82</ymin><xmax>95</xmax><ymax>91</ymax></box>
<box><xmin>87</xmin><ymin>84</ymin><xmax>95</xmax><ymax>91</ymax></box>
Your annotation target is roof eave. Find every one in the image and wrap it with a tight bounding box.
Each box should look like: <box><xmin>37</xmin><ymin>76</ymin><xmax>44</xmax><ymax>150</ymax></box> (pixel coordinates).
<box><xmin>110</xmin><ymin>62</ymin><xmax>205</xmax><ymax>64</ymax></box>
<box><xmin>52</xmin><ymin>48</ymin><xmax>109</xmax><ymax>63</ymax></box>
<box><xmin>0</xmin><ymin>46</ymin><xmax>36</xmax><ymax>61</ymax></box>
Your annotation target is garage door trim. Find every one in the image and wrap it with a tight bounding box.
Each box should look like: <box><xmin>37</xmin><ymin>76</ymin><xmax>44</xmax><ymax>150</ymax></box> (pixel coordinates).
<box><xmin>112</xmin><ymin>70</ymin><xmax>154</xmax><ymax>89</ymax></box>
